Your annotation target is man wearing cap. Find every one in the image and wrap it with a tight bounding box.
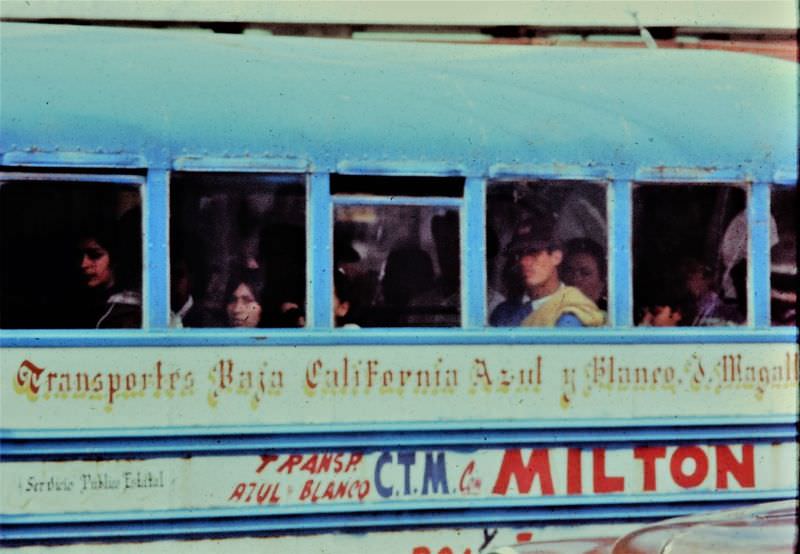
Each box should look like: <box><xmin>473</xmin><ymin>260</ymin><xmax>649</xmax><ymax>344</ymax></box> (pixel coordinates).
<box><xmin>490</xmin><ymin>220</ymin><xmax>605</xmax><ymax>327</ymax></box>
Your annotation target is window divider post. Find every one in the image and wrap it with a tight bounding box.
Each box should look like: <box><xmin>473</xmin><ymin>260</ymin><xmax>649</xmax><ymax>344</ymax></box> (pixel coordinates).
<box><xmin>463</xmin><ymin>177</ymin><xmax>487</xmax><ymax>328</ymax></box>
<box><xmin>610</xmin><ymin>179</ymin><xmax>633</xmax><ymax>327</ymax></box>
<box><xmin>310</xmin><ymin>173</ymin><xmax>333</xmax><ymax>329</ymax></box>
<box><xmin>144</xmin><ymin>169</ymin><xmax>170</xmax><ymax>329</ymax></box>
<box><xmin>750</xmin><ymin>181</ymin><xmax>771</xmax><ymax>327</ymax></box>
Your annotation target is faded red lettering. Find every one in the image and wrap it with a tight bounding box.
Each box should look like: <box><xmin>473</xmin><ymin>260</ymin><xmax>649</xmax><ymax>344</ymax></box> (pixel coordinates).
<box><xmin>634</xmin><ymin>447</ymin><xmax>667</xmax><ymax>491</ymax></box>
<box><xmin>344</xmin><ymin>453</ymin><xmax>363</xmax><ymax>473</ymax></box>
<box><xmin>299</xmin><ymin>480</ymin><xmax>314</xmax><ymax>501</ymax></box>
<box><xmin>277</xmin><ymin>454</ymin><xmax>303</xmax><ymax>474</ymax></box>
<box><xmin>566</xmin><ymin>448</ymin><xmax>582</xmax><ymax>495</ymax></box>
<box><xmin>317</xmin><ymin>453</ymin><xmax>333</xmax><ymax>473</ymax></box>
<box><xmin>670</xmin><ymin>446</ymin><xmax>708</xmax><ymax>488</ymax></box>
<box><xmin>17</xmin><ymin>360</ymin><xmax>45</xmax><ymax>394</ymax></box>
<box><xmin>492</xmin><ymin>449</ymin><xmax>554</xmax><ymax>495</ymax></box>
<box><xmin>593</xmin><ymin>449</ymin><xmax>624</xmax><ymax>493</ymax></box>
<box><xmin>301</xmin><ymin>454</ymin><xmax>319</xmax><ymax>474</ymax></box>
<box><xmin>256</xmin><ymin>454</ymin><xmax>279</xmax><ymax>474</ymax></box>
<box><xmin>715</xmin><ymin>445</ymin><xmax>754</xmax><ymax>489</ymax></box>
<box><xmin>228</xmin><ymin>483</ymin><xmax>246</xmax><ymax>501</ymax></box>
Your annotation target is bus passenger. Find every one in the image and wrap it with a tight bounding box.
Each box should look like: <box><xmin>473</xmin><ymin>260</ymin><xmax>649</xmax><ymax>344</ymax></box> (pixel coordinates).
<box><xmin>225</xmin><ymin>269</ymin><xmax>266</xmax><ymax>328</ymax></box>
<box><xmin>170</xmin><ymin>257</ymin><xmax>200</xmax><ymax>328</ymax></box>
<box><xmin>408</xmin><ymin>211</ymin><xmax>460</xmax><ymax>326</ymax></box>
<box><xmin>372</xmin><ymin>245</ymin><xmax>435</xmax><ymax>326</ymax></box>
<box><xmin>678</xmin><ymin>258</ymin><xmax>742</xmax><ymax>326</ymax></box>
<box><xmin>563</xmin><ymin>237</ymin><xmax>607</xmax><ymax>311</ymax></box>
<box><xmin>490</xmin><ymin>220</ymin><xmax>604</xmax><ymax>328</ymax></box>
<box><xmin>638</xmin><ymin>291</ymin><xmax>688</xmax><ymax>327</ymax></box>
<box><xmin>75</xmin><ymin>224</ymin><xmax>141</xmax><ymax>329</ymax></box>
<box><xmin>334</xmin><ymin>268</ymin><xmax>359</xmax><ymax>328</ymax></box>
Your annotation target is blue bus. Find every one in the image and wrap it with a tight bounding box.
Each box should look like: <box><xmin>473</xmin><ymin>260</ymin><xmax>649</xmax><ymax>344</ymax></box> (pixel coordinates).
<box><xmin>1</xmin><ymin>21</ymin><xmax>797</xmax><ymax>551</ymax></box>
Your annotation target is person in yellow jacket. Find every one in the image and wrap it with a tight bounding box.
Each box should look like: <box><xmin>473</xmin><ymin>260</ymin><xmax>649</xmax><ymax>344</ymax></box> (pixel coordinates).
<box><xmin>490</xmin><ymin>218</ymin><xmax>605</xmax><ymax>328</ymax></box>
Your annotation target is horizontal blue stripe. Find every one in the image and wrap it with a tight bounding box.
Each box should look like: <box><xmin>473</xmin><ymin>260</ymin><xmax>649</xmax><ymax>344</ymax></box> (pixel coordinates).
<box><xmin>1</xmin><ymin>327</ymin><xmax>797</xmax><ymax>347</ymax></box>
<box><xmin>488</xmin><ymin>163</ymin><xmax>612</xmax><ymax>181</ymax></box>
<box><xmin>172</xmin><ymin>156</ymin><xmax>310</xmax><ymax>172</ymax></box>
<box><xmin>0</xmin><ymin>171</ymin><xmax>145</xmax><ymax>185</ymax></box>
<box><xmin>2</xmin><ymin>152</ymin><xmax>148</xmax><ymax>168</ymax></box>
<box><xmin>0</xmin><ymin>495</ymin><xmax>794</xmax><ymax>542</ymax></box>
<box><xmin>3</xmin><ymin>433</ymin><xmax>796</xmax><ymax>460</ymax></box>
<box><xmin>336</xmin><ymin>160</ymin><xmax>465</xmax><ymax>177</ymax></box>
<box><xmin>331</xmin><ymin>194</ymin><xmax>463</xmax><ymax>207</ymax></box>
<box><xmin>3</xmin><ymin>490</ymin><xmax>793</xmax><ymax>526</ymax></box>
<box><xmin>1</xmin><ymin>419</ymin><xmax>795</xmax><ymax>450</ymax></box>
<box><xmin>634</xmin><ymin>167</ymin><xmax>748</xmax><ymax>183</ymax></box>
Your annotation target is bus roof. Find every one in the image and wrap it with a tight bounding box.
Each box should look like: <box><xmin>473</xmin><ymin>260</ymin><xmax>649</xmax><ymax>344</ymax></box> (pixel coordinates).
<box><xmin>1</xmin><ymin>22</ymin><xmax>797</xmax><ymax>182</ymax></box>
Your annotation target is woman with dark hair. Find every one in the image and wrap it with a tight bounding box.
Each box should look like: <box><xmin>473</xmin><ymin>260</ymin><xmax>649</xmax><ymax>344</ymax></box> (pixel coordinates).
<box><xmin>75</xmin><ymin>221</ymin><xmax>141</xmax><ymax>329</ymax></box>
<box><xmin>224</xmin><ymin>268</ymin><xmax>266</xmax><ymax>328</ymax></box>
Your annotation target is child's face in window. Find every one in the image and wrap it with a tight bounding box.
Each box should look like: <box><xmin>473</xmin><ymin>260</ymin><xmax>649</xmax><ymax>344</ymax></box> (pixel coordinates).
<box><xmin>651</xmin><ymin>305</ymin><xmax>682</xmax><ymax>327</ymax></box>
<box><xmin>564</xmin><ymin>252</ymin><xmax>604</xmax><ymax>304</ymax></box>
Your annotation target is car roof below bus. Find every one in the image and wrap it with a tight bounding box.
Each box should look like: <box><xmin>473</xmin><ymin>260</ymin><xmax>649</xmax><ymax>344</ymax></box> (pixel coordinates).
<box><xmin>1</xmin><ymin>22</ymin><xmax>797</xmax><ymax>182</ymax></box>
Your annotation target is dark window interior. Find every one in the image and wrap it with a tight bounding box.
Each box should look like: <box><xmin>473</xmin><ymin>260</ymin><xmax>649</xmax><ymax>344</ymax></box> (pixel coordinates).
<box><xmin>633</xmin><ymin>184</ymin><xmax>746</xmax><ymax>327</ymax></box>
<box><xmin>170</xmin><ymin>172</ymin><xmax>306</xmax><ymax>328</ymax></box>
<box><xmin>1</xmin><ymin>177</ymin><xmax>141</xmax><ymax>329</ymax></box>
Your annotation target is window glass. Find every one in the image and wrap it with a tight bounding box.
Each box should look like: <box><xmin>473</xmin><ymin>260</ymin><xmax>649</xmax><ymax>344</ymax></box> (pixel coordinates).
<box><xmin>0</xmin><ymin>174</ymin><xmax>142</xmax><ymax>329</ymax></box>
<box><xmin>170</xmin><ymin>173</ymin><xmax>306</xmax><ymax>328</ymax></box>
<box><xmin>633</xmin><ymin>184</ymin><xmax>746</xmax><ymax>327</ymax></box>
<box><xmin>487</xmin><ymin>181</ymin><xmax>607</xmax><ymax>328</ymax></box>
<box><xmin>771</xmin><ymin>187</ymin><xmax>796</xmax><ymax>326</ymax></box>
<box><xmin>332</xmin><ymin>175</ymin><xmax>462</xmax><ymax>328</ymax></box>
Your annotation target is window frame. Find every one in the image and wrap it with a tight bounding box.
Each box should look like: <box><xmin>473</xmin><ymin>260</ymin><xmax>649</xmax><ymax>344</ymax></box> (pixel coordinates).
<box><xmin>0</xmin><ymin>160</ymin><xmax>794</xmax><ymax>345</ymax></box>
<box><xmin>630</xmin><ymin>179</ymin><xmax>751</xmax><ymax>329</ymax></box>
<box><xmin>166</xmin><ymin>164</ymin><xmax>312</xmax><ymax>332</ymax></box>
<box><xmin>0</xmin><ymin>168</ymin><xmax>147</xmax><ymax>330</ymax></box>
<box><xmin>330</xmin><ymin>172</ymin><xmax>466</xmax><ymax>329</ymax></box>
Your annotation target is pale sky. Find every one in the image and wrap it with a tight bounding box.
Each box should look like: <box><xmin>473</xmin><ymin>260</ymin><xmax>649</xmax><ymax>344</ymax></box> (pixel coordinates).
<box><xmin>1</xmin><ymin>0</ymin><xmax>797</xmax><ymax>29</ymax></box>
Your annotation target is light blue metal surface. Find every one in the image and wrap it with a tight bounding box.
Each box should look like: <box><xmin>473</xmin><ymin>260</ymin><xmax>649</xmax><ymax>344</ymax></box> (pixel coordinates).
<box><xmin>331</xmin><ymin>194</ymin><xmax>462</xmax><ymax>207</ymax></box>
<box><xmin>310</xmin><ymin>173</ymin><xmax>332</xmax><ymax>329</ymax></box>
<box><xmin>633</xmin><ymin>167</ymin><xmax>748</xmax><ymax>183</ymax></box>
<box><xmin>2</xmin><ymin>326</ymin><xmax>796</xmax><ymax>347</ymax></box>
<box><xmin>463</xmin><ymin>177</ymin><xmax>487</xmax><ymax>327</ymax></box>
<box><xmin>1</xmin><ymin>415</ymin><xmax>796</xmax><ymax>442</ymax></box>
<box><xmin>144</xmin><ymin>170</ymin><xmax>170</xmax><ymax>329</ymax></box>
<box><xmin>172</xmin><ymin>156</ymin><xmax>310</xmax><ymax>173</ymax></box>
<box><xmin>1</xmin><ymin>422</ymin><xmax>795</xmax><ymax>453</ymax></box>
<box><xmin>751</xmin><ymin>182</ymin><xmax>771</xmax><ymax>327</ymax></box>
<box><xmin>773</xmin><ymin>169</ymin><xmax>798</xmax><ymax>186</ymax></box>
<box><xmin>1</xmin><ymin>23</ymin><xmax>797</xmax><ymax>178</ymax></box>
<box><xmin>610</xmin><ymin>179</ymin><xmax>633</xmax><ymax>327</ymax></box>
<box><xmin>1</xmin><ymin>22</ymin><xmax>797</xmax><ymax>542</ymax></box>
<box><xmin>3</xmin><ymin>490</ymin><xmax>794</xmax><ymax>527</ymax></box>
<box><xmin>0</xmin><ymin>171</ymin><xmax>145</xmax><ymax>185</ymax></box>
<box><xmin>336</xmin><ymin>160</ymin><xmax>465</xmax><ymax>176</ymax></box>
<box><xmin>489</xmin><ymin>164</ymin><xmax>611</xmax><ymax>181</ymax></box>
<box><xmin>0</xmin><ymin>501</ymin><xmax>773</xmax><ymax>542</ymax></box>
<box><xmin>1</xmin><ymin>151</ymin><xmax>147</xmax><ymax>168</ymax></box>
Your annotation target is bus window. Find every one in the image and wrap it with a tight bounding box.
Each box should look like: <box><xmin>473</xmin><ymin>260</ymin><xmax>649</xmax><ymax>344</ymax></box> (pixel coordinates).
<box><xmin>486</xmin><ymin>181</ymin><xmax>608</xmax><ymax>327</ymax></box>
<box><xmin>0</xmin><ymin>173</ymin><xmax>142</xmax><ymax>329</ymax></box>
<box><xmin>633</xmin><ymin>184</ymin><xmax>747</xmax><ymax>327</ymax></box>
<box><xmin>332</xmin><ymin>175</ymin><xmax>463</xmax><ymax>328</ymax></box>
<box><xmin>170</xmin><ymin>172</ymin><xmax>306</xmax><ymax>328</ymax></box>
<box><xmin>771</xmin><ymin>187</ymin><xmax>796</xmax><ymax>326</ymax></box>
